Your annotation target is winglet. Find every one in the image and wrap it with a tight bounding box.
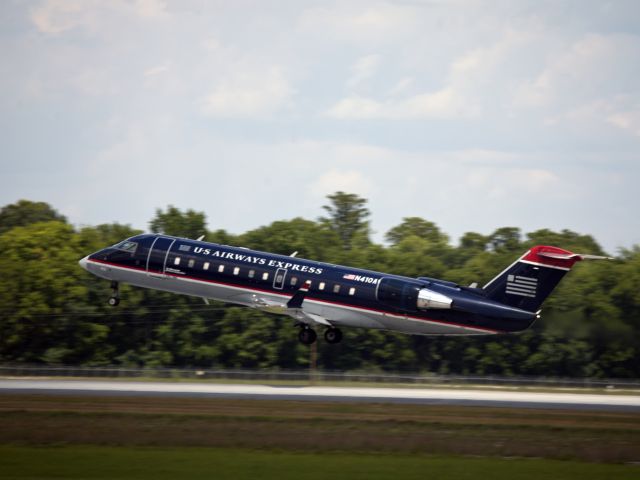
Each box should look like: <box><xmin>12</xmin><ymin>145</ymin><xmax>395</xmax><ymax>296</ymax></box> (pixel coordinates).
<box><xmin>286</xmin><ymin>280</ymin><xmax>312</xmax><ymax>309</ymax></box>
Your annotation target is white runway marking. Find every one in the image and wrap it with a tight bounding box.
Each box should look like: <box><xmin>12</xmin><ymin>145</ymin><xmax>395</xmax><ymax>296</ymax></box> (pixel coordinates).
<box><xmin>2</xmin><ymin>379</ymin><xmax>640</xmax><ymax>410</ymax></box>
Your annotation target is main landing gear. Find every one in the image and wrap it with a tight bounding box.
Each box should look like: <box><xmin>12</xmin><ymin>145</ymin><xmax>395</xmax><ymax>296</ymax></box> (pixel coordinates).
<box><xmin>298</xmin><ymin>325</ymin><xmax>317</xmax><ymax>345</ymax></box>
<box><xmin>324</xmin><ymin>327</ymin><xmax>343</xmax><ymax>344</ymax></box>
<box><xmin>108</xmin><ymin>281</ymin><xmax>120</xmax><ymax>307</ymax></box>
<box><xmin>297</xmin><ymin>325</ymin><xmax>343</xmax><ymax>345</ymax></box>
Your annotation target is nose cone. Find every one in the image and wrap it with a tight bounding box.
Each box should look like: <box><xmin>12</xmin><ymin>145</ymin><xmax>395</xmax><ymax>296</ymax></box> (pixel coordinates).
<box><xmin>79</xmin><ymin>255</ymin><xmax>90</xmax><ymax>271</ymax></box>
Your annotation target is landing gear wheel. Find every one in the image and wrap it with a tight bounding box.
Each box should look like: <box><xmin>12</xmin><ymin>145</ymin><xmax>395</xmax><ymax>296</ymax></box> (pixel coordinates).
<box><xmin>298</xmin><ymin>326</ymin><xmax>317</xmax><ymax>345</ymax></box>
<box><xmin>108</xmin><ymin>281</ymin><xmax>120</xmax><ymax>307</ymax></box>
<box><xmin>324</xmin><ymin>327</ymin><xmax>343</xmax><ymax>344</ymax></box>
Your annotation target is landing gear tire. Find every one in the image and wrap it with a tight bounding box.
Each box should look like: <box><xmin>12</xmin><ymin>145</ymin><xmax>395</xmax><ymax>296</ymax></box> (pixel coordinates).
<box><xmin>108</xmin><ymin>281</ymin><xmax>120</xmax><ymax>307</ymax></box>
<box><xmin>298</xmin><ymin>326</ymin><xmax>317</xmax><ymax>345</ymax></box>
<box><xmin>324</xmin><ymin>327</ymin><xmax>343</xmax><ymax>344</ymax></box>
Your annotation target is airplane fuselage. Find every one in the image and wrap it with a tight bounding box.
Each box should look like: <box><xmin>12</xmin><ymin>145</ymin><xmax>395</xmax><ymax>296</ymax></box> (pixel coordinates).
<box><xmin>80</xmin><ymin>233</ymin><xmax>540</xmax><ymax>342</ymax></box>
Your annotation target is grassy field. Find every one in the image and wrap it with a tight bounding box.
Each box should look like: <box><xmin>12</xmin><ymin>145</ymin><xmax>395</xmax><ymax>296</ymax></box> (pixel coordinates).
<box><xmin>1</xmin><ymin>394</ymin><xmax>640</xmax><ymax>463</ymax></box>
<box><xmin>2</xmin><ymin>445</ymin><xmax>640</xmax><ymax>480</ymax></box>
<box><xmin>1</xmin><ymin>393</ymin><xmax>639</xmax><ymax>479</ymax></box>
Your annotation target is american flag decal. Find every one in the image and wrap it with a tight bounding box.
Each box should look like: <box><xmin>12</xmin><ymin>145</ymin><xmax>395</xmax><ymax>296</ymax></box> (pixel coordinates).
<box><xmin>343</xmin><ymin>274</ymin><xmax>356</xmax><ymax>280</ymax></box>
<box><xmin>506</xmin><ymin>275</ymin><xmax>537</xmax><ymax>298</ymax></box>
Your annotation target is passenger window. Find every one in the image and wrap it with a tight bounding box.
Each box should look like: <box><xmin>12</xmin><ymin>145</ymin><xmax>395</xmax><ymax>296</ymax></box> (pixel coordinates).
<box><xmin>218</xmin><ymin>265</ymin><xmax>225</xmax><ymax>273</ymax></box>
<box><xmin>174</xmin><ymin>257</ymin><xmax>181</xmax><ymax>266</ymax></box>
<box><xmin>333</xmin><ymin>284</ymin><xmax>340</xmax><ymax>294</ymax></box>
<box><xmin>248</xmin><ymin>269</ymin><xmax>255</xmax><ymax>278</ymax></box>
<box><xmin>233</xmin><ymin>267</ymin><xmax>240</xmax><ymax>275</ymax></box>
<box><xmin>203</xmin><ymin>262</ymin><xmax>210</xmax><ymax>270</ymax></box>
<box><xmin>188</xmin><ymin>259</ymin><xmax>195</xmax><ymax>268</ymax></box>
<box><xmin>349</xmin><ymin>287</ymin><xmax>356</xmax><ymax>296</ymax></box>
<box><xmin>262</xmin><ymin>272</ymin><xmax>269</xmax><ymax>281</ymax></box>
<box><xmin>276</xmin><ymin>274</ymin><xmax>283</xmax><ymax>283</ymax></box>
<box><xmin>291</xmin><ymin>277</ymin><xmax>298</xmax><ymax>286</ymax></box>
<box><xmin>319</xmin><ymin>282</ymin><xmax>325</xmax><ymax>291</ymax></box>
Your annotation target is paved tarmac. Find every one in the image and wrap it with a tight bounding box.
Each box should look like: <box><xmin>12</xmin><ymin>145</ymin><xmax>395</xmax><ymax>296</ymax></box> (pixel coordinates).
<box><xmin>1</xmin><ymin>379</ymin><xmax>640</xmax><ymax>411</ymax></box>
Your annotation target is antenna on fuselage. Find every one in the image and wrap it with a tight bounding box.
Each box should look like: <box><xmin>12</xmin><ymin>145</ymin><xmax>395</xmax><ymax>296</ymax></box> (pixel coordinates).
<box><xmin>196</xmin><ymin>235</ymin><xmax>205</xmax><ymax>241</ymax></box>
<box><xmin>290</xmin><ymin>251</ymin><xmax>298</xmax><ymax>257</ymax></box>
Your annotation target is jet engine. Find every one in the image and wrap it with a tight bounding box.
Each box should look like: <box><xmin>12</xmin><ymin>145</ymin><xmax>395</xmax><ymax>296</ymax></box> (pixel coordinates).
<box><xmin>417</xmin><ymin>288</ymin><xmax>452</xmax><ymax>310</ymax></box>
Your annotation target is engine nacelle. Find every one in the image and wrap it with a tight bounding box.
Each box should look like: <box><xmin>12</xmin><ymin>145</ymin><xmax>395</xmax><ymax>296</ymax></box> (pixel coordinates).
<box><xmin>417</xmin><ymin>288</ymin><xmax>453</xmax><ymax>310</ymax></box>
<box><xmin>377</xmin><ymin>277</ymin><xmax>454</xmax><ymax>312</ymax></box>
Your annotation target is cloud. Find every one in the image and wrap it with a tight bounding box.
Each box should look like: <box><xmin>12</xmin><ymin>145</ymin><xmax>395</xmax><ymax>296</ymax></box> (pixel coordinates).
<box><xmin>607</xmin><ymin>109</ymin><xmax>640</xmax><ymax>137</ymax></box>
<box><xmin>326</xmin><ymin>28</ymin><xmax>535</xmax><ymax>120</ymax></box>
<box><xmin>201</xmin><ymin>67</ymin><xmax>293</xmax><ymax>118</ymax></box>
<box><xmin>144</xmin><ymin>63</ymin><xmax>170</xmax><ymax>77</ymax></box>
<box><xmin>298</xmin><ymin>3</ymin><xmax>419</xmax><ymax>45</ymax></box>
<box><xmin>326</xmin><ymin>86</ymin><xmax>477</xmax><ymax>119</ymax></box>
<box><xmin>30</xmin><ymin>0</ymin><xmax>167</xmax><ymax>35</ymax></box>
<box><xmin>4</xmin><ymin>1</ymin><xmax>640</xmax><ymax>253</ymax></box>
<box><xmin>464</xmin><ymin>168</ymin><xmax>561</xmax><ymax>200</ymax></box>
<box><xmin>513</xmin><ymin>33</ymin><xmax>640</xmax><ymax>110</ymax></box>
<box><xmin>326</xmin><ymin>96</ymin><xmax>382</xmax><ymax>119</ymax></box>
<box><xmin>346</xmin><ymin>54</ymin><xmax>381</xmax><ymax>89</ymax></box>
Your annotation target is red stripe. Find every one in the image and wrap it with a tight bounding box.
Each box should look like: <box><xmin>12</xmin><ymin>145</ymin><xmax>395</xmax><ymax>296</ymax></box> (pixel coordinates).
<box><xmin>87</xmin><ymin>258</ymin><xmax>502</xmax><ymax>334</ymax></box>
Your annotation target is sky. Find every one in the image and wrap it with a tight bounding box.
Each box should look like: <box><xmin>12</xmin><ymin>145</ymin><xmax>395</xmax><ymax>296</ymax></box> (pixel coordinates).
<box><xmin>1</xmin><ymin>0</ymin><xmax>639</xmax><ymax>254</ymax></box>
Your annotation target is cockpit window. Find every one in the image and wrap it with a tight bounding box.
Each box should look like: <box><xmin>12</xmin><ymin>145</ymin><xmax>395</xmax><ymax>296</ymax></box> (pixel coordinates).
<box><xmin>114</xmin><ymin>241</ymin><xmax>138</xmax><ymax>253</ymax></box>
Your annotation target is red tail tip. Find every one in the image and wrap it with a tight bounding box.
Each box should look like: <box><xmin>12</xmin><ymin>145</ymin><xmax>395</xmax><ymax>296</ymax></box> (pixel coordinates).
<box><xmin>522</xmin><ymin>246</ymin><xmax>583</xmax><ymax>269</ymax></box>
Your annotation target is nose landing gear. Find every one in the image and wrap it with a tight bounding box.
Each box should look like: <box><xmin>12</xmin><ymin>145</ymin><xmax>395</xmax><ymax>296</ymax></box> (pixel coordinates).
<box><xmin>108</xmin><ymin>281</ymin><xmax>120</xmax><ymax>306</ymax></box>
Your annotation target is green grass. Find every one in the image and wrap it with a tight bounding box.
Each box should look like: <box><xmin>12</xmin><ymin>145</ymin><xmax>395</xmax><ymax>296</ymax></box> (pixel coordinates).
<box><xmin>0</xmin><ymin>446</ymin><xmax>639</xmax><ymax>480</ymax></box>
<box><xmin>2</xmin><ymin>395</ymin><xmax>639</xmax><ymax>463</ymax></box>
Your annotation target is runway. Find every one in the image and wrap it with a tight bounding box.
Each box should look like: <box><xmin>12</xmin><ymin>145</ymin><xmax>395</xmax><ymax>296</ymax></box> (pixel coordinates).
<box><xmin>2</xmin><ymin>379</ymin><xmax>640</xmax><ymax>411</ymax></box>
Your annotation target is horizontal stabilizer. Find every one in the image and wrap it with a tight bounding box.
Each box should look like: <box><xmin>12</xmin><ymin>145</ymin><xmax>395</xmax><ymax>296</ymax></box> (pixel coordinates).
<box><xmin>537</xmin><ymin>251</ymin><xmax>612</xmax><ymax>261</ymax></box>
<box><xmin>578</xmin><ymin>254</ymin><xmax>614</xmax><ymax>261</ymax></box>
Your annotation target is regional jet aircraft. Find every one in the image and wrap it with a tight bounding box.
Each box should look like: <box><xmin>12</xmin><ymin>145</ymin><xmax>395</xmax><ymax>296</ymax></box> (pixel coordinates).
<box><xmin>79</xmin><ymin>234</ymin><xmax>608</xmax><ymax>344</ymax></box>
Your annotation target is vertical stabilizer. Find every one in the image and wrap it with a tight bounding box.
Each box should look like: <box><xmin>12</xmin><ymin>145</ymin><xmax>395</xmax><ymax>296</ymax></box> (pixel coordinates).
<box><xmin>483</xmin><ymin>246</ymin><xmax>610</xmax><ymax>312</ymax></box>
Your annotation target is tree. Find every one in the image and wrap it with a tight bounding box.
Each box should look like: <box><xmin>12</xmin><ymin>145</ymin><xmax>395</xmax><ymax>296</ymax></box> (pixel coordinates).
<box><xmin>149</xmin><ymin>205</ymin><xmax>207</xmax><ymax>239</ymax></box>
<box><xmin>1</xmin><ymin>197</ymin><xmax>639</xmax><ymax>378</ymax></box>
<box><xmin>319</xmin><ymin>192</ymin><xmax>370</xmax><ymax>250</ymax></box>
<box><xmin>459</xmin><ymin>232</ymin><xmax>487</xmax><ymax>252</ymax></box>
<box><xmin>0</xmin><ymin>221</ymin><xmax>106</xmax><ymax>363</ymax></box>
<box><xmin>0</xmin><ymin>200</ymin><xmax>66</xmax><ymax>235</ymax></box>
<box><xmin>526</xmin><ymin>228</ymin><xmax>605</xmax><ymax>256</ymax></box>
<box><xmin>385</xmin><ymin>217</ymin><xmax>449</xmax><ymax>246</ymax></box>
<box><xmin>487</xmin><ymin>227</ymin><xmax>521</xmax><ymax>253</ymax></box>
<box><xmin>239</xmin><ymin>218</ymin><xmax>341</xmax><ymax>262</ymax></box>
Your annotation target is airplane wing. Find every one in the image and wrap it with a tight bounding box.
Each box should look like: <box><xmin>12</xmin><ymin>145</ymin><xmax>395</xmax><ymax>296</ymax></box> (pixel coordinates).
<box><xmin>250</xmin><ymin>280</ymin><xmax>332</xmax><ymax>327</ymax></box>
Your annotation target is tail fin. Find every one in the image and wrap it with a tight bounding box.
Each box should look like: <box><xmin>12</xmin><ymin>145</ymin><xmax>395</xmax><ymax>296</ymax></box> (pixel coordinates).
<box><xmin>483</xmin><ymin>246</ymin><xmax>611</xmax><ymax>312</ymax></box>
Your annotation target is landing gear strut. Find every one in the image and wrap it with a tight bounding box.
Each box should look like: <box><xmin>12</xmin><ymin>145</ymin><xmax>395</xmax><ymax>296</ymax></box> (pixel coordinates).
<box><xmin>324</xmin><ymin>327</ymin><xmax>343</xmax><ymax>344</ymax></box>
<box><xmin>298</xmin><ymin>325</ymin><xmax>317</xmax><ymax>345</ymax></box>
<box><xmin>108</xmin><ymin>281</ymin><xmax>120</xmax><ymax>307</ymax></box>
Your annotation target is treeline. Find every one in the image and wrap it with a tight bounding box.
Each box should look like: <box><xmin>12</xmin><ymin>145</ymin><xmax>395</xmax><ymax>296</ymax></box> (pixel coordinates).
<box><xmin>1</xmin><ymin>195</ymin><xmax>639</xmax><ymax>378</ymax></box>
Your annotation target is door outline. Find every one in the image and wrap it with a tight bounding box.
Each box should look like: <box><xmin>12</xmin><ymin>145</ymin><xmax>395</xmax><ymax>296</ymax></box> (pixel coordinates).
<box><xmin>146</xmin><ymin>237</ymin><xmax>176</xmax><ymax>278</ymax></box>
<box><xmin>273</xmin><ymin>268</ymin><xmax>287</xmax><ymax>290</ymax></box>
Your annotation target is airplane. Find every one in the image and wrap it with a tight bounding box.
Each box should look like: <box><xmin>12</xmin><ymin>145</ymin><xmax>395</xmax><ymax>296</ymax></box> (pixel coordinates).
<box><xmin>79</xmin><ymin>234</ymin><xmax>610</xmax><ymax>345</ymax></box>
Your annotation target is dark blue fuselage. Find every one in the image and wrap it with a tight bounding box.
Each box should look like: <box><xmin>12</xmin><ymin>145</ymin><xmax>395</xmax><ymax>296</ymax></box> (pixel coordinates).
<box><xmin>81</xmin><ymin>233</ymin><xmax>538</xmax><ymax>337</ymax></box>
